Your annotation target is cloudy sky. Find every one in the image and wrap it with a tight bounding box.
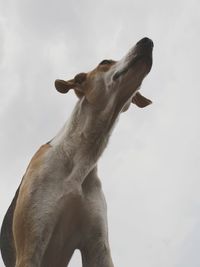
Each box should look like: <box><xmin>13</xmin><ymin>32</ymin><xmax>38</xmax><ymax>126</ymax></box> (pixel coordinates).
<box><xmin>0</xmin><ymin>0</ymin><xmax>200</xmax><ymax>266</ymax></box>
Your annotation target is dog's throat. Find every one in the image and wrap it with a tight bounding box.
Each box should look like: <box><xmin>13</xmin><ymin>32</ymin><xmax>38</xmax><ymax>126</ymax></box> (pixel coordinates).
<box><xmin>51</xmin><ymin>99</ymin><xmax>118</xmax><ymax>165</ymax></box>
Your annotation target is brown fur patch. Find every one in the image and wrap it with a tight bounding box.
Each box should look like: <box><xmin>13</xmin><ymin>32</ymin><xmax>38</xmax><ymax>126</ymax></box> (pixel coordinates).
<box><xmin>26</xmin><ymin>143</ymin><xmax>51</xmax><ymax>175</ymax></box>
<box><xmin>13</xmin><ymin>143</ymin><xmax>52</xmax><ymax>262</ymax></box>
<box><xmin>18</xmin><ymin>143</ymin><xmax>52</xmax><ymax>206</ymax></box>
<box><xmin>88</xmin><ymin>60</ymin><xmax>116</xmax><ymax>77</ymax></box>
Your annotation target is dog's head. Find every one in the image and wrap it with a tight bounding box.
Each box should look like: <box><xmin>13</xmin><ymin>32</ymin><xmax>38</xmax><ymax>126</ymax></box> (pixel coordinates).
<box><xmin>55</xmin><ymin>37</ymin><xmax>153</xmax><ymax>112</ymax></box>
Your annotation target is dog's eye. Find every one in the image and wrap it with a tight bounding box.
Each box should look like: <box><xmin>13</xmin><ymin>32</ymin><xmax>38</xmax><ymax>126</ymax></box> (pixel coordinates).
<box><xmin>99</xmin><ymin>60</ymin><xmax>113</xmax><ymax>65</ymax></box>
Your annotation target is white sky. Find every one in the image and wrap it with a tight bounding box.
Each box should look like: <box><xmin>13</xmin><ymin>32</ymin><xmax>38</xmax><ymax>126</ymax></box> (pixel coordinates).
<box><xmin>0</xmin><ymin>0</ymin><xmax>200</xmax><ymax>266</ymax></box>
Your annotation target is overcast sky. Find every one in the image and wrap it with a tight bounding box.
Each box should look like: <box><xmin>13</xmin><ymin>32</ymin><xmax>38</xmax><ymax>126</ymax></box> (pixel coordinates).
<box><xmin>0</xmin><ymin>0</ymin><xmax>200</xmax><ymax>266</ymax></box>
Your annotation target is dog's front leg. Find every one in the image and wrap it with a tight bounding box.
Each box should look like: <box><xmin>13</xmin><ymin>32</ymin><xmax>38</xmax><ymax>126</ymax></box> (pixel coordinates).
<box><xmin>13</xmin><ymin>176</ymin><xmax>81</xmax><ymax>267</ymax></box>
<box><xmin>81</xmin><ymin>240</ymin><xmax>114</xmax><ymax>267</ymax></box>
<box><xmin>13</xmin><ymin>199</ymin><xmax>59</xmax><ymax>267</ymax></box>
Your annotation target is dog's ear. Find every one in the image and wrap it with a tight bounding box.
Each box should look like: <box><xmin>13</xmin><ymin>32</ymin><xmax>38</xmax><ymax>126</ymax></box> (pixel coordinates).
<box><xmin>55</xmin><ymin>79</ymin><xmax>75</xmax><ymax>94</ymax></box>
<box><xmin>132</xmin><ymin>92</ymin><xmax>152</xmax><ymax>108</ymax></box>
<box><xmin>55</xmin><ymin>73</ymin><xmax>87</xmax><ymax>97</ymax></box>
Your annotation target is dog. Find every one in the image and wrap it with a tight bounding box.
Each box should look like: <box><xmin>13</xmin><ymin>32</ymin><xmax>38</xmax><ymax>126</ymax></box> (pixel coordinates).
<box><xmin>0</xmin><ymin>37</ymin><xmax>153</xmax><ymax>267</ymax></box>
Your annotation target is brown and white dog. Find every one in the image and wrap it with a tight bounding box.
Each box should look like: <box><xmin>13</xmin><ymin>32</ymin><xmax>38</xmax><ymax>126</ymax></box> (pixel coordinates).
<box><xmin>0</xmin><ymin>37</ymin><xmax>153</xmax><ymax>267</ymax></box>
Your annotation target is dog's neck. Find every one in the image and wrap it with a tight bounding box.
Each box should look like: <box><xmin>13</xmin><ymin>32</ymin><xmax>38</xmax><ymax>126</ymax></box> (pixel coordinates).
<box><xmin>50</xmin><ymin>97</ymin><xmax>120</xmax><ymax>180</ymax></box>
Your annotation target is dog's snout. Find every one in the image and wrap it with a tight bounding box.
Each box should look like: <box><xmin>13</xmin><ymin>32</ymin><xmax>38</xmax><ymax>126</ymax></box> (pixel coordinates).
<box><xmin>137</xmin><ymin>37</ymin><xmax>154</xmax><ymax>48</ymax></box>
<box><xmin>139</xmin><ymin>37</ymin><xmax>151</xmax><ymax>44</ymax></box>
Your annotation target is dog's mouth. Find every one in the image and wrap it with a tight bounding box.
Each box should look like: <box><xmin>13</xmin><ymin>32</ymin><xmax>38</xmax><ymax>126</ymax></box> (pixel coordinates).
<box><xmin>113</xmin><ymin>37</ymin><xmax>153</xmax><ymax>81</ymax></box>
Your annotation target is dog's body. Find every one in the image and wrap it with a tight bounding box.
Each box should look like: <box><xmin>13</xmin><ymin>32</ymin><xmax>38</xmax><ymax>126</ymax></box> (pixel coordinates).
<box><xmin>0</xmin><ymin>37</ymin><xmax>153</xmax><ymax>267</ymax></box>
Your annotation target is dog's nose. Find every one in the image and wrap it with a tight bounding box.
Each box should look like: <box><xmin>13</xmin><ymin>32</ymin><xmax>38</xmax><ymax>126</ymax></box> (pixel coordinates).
<box><xmin>137</xmin><ymin>37</ymin><xmax>154</xmax><ymax>48</ymax></box>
